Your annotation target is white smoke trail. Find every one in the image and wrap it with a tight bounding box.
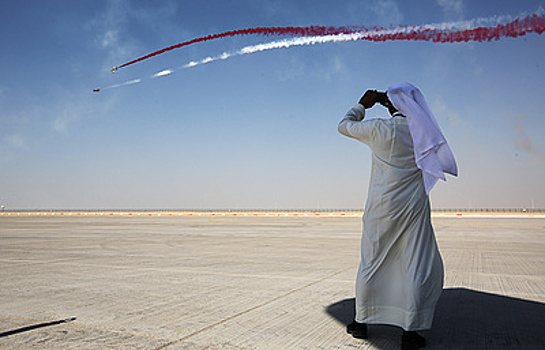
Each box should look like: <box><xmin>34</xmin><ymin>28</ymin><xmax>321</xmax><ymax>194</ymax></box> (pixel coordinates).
<box><xmin>106</xmin><ymin>20</ymin><xmax>484</xmax><ymax>89</ymax></box>
<box><xmin>101</xmin><ymin>10</ymin><xmax>544</xmax><ymax>90</ymax></box>
<box><xmin>154</xmin><ymin>69</ymin><xmax>173</xmax><ymax>77</ymax></box>
<box><xmin>103</xmin><ymin>78</ymin><xmax>141</xmax><ymax>90</ymax></box>
<box><xmin>175</xmin><ymin>33</ymin><xmax>368</xmax><ymax>71</ymax></box>
<box><xmin>167</xmin><ymin>11</ymin><xmax>545</xmax><ymax>72</ymax></box>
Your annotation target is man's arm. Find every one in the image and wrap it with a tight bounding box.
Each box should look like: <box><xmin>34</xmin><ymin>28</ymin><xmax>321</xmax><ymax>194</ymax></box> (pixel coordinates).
<box><xmin>338</xmin><ymin>90</ymin><xmax>379</xmax><ymax>141</ymax></box>
<box><xmin>338</xmin><ymin>103</ymin><xmax>365</xmax><ymax>129</ymax></box>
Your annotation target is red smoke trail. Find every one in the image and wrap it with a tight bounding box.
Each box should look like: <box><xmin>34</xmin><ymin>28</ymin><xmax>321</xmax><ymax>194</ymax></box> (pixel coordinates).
<box><xmin>113</xmin><ymin>25</ymin><xmax>360</xmax><ymax>70</ymax></box>
<box><xmin>113</xmin><ymin>13</ymin><xmax>545</xmax><ymax>71</ymax></box>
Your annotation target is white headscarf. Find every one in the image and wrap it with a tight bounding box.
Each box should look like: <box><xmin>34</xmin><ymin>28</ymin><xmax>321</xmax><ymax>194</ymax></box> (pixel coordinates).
<box><xmin>387</xmin><ymin>82</ymin><xmax>458</xmax><ymax>193</ymax></box>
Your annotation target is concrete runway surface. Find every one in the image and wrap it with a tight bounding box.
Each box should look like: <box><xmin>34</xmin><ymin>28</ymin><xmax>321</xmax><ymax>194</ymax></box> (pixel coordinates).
<box><xmin>1</xmin><ymin>214</ymin><xmax>544</xmax><ymax>349</ymax></box>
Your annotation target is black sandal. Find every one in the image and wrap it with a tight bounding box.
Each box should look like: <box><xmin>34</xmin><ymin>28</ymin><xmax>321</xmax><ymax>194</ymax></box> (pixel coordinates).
<box><xmin>346</xmin><ymin>320</ymin><xmax>368</xmax><ymax>339</ymax></box>
<box><xmin>401</xmin><ymin>331</ymin><xmax>427</xmax><ymax>350</ymax></box>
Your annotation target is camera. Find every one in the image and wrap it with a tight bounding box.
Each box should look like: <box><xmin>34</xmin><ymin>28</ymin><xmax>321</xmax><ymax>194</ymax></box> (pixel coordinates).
<box><xmin>376</xmin><ymin>91</ymin><xmax>390</xmax><ymax>106</ymax></box>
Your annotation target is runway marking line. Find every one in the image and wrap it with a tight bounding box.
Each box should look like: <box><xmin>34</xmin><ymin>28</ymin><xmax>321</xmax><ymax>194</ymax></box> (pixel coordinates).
<box><xmin>154</xmin><ymin>266</ymin><xmax>352</xmax><ymax>350</ymax></box>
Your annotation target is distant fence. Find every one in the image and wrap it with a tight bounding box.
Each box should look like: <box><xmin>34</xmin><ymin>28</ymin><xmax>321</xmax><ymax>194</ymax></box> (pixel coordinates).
<box><xmin>433</xmin><ymin>208</ymin><xmax>545</xmax><ymax>213</ymax></box>
<box><xmin>1</xmin><ymin>208</ymin><xmax>544</xmax><ymax>213</ymax></box>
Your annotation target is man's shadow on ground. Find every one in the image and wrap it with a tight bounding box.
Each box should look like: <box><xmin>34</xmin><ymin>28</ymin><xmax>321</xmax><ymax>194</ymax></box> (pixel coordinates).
<box><xmin>325</xmin><ymin>288</ymin><xmax>545</xmax><ymax>349</ymax></box>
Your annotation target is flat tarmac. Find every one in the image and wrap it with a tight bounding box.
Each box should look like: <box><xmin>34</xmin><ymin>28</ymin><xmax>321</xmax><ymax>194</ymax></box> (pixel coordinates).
<box><xmin>1</xmin><ymin>213</ymin><xmax>544</xmax><ymax>349</ymax></box>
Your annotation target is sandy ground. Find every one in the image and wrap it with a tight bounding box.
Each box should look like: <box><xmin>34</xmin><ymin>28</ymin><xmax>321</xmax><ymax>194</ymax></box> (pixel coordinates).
<box><xmin>1</xmin><ymin>214</ymin><xmax>544</xmax><ymax>349</ymax></box>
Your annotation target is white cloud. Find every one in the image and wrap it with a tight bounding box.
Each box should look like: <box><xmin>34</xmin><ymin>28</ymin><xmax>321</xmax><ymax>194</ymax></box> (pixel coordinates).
<box><xmin>370</xmin><ymin>0</ymin><xmax>404</xmax><ymax>24</ymax></box>
<box><xmin>100</xmin><ymin>30</ymin><xmax>119</xmax><ymax>49</ymax></box>
<box><xmin>432</xmin><ymin>96</ymin><xmax>467</xmax><ymax>128</ymax></box>
<box><xmin>511</xmin><ymin>114</ymin><xmax>545</xmax><ymax>164</ymax></box>
<box><xmin>53</xmin><ymin>109</ymin><xmax>79</xmax><ymax>133</ymax></box>
<box><xmin>277</xmin><ymin>55</ymin><xmax>307</xmax><ymax>81</ymax></box>
<box><xmin>87</xmin><ymin>0</ymin><xmax>137</xmax><ymax>73</ymax></box>
<box><xmin>313</xmin><ymin>55</ymin><xmax>346</xmax><ymax>82</ymax></box>
<box><xmin>247</xmin><ymin>0</ymin><xmax>299</xmax><ymax>20</ymax></box>
<box><xmin>48</xmin><ymin>89</ymin><xmax>90</xmax><ymax>133</ymax></box>
<box><xmin>88</xmin><ymin>0</ymin><xmax>196</xmax><ymax>83</ymax></box>
<box><xmin>437</xmin><ymin>0</ymin><xmax>465</xmax><ymax>20</ymax></box>
<box><xmin>51</xmin><ymin>87</ymin><xmax>116</xmax><ymax>134</ymax></box>
<box><xmin>3</xmin><ymin>133</ymin><xmax>26</xmax><ymax>149</ymax></box>
<box><xmin>331</xmin><ymin>55</ymin><xmax>345</xmax><ymax>74</ymax></box>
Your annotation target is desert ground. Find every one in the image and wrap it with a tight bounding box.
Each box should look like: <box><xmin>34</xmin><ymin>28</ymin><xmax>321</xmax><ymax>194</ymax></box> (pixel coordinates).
<box><xmin>1</xmin><ymin>212</ymin><xmax>544</xmax><ymax>349</ymax></box>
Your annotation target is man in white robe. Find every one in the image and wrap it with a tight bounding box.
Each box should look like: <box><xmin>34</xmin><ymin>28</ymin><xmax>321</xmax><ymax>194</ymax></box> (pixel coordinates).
<box><xmin>338</xmin><ymin>85</ymin><xmax>457</xmax><ymax>350</ymax></box>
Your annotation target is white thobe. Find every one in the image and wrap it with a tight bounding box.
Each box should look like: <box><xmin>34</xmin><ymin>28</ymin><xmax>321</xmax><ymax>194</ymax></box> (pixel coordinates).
<box><xmin>338</xmin><ymin>104</ymin><xmax>444</xmax><ymax>331</ymax></box>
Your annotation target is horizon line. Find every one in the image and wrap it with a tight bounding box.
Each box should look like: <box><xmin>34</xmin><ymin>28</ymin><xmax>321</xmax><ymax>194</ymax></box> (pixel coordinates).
<box><xmin>1</xmin><ymin>208</ymin><xmax>544</xmax><ymax>213</ymax></box>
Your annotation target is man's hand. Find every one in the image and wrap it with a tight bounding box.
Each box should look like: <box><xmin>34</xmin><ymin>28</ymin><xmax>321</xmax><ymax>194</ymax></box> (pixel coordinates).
<box><xmin>358</xmin><ymin>90</ymin><xmax>379</xmax><ymax>109</ymax></box>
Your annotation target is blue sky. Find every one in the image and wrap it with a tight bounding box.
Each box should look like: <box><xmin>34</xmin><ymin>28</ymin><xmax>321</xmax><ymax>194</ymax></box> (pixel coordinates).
<box><xmin>1</xmin><ymin>0</ymin><xmax>544</xmax><ymax>210</ymax></box>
